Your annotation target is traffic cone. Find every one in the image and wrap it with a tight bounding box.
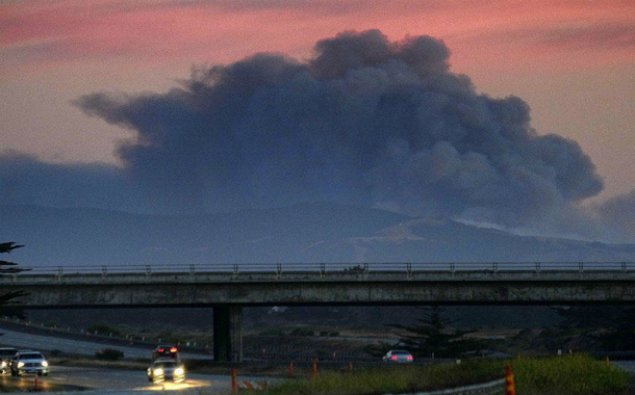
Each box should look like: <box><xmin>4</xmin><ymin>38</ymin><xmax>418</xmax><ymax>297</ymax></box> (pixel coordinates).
<box><xmin>504</xmin><ymin>365</ymin><xmax>516</xmax><ymax>395</ymax></box>
<box><xmin>231</xmin><ymin>367</ymin><xmax>237</xmax><ymax>394</ymax></box>
<box><xmin>288</xmin><ymin>361</ymin><xmax>294</xmax><ymax>378</ymax></box>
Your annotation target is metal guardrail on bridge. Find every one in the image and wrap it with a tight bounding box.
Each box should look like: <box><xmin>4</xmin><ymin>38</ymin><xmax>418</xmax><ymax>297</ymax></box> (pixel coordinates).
<box><xmin>9</xmin><ymin>261</ymin><xmax>635</xmax><ymax>277</ymax></box>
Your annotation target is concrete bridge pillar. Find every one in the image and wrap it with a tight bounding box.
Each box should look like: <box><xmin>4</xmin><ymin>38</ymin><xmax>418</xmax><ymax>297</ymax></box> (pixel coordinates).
<box><xmin>213</xmin><ymin>305</ymin><xmax>242</xmax><ymax>362</ymax></box>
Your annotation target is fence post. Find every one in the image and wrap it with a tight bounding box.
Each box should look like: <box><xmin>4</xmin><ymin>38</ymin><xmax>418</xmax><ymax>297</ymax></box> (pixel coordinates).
<box><xmin>233</xmin><ymin>264</ymin><xmax>239</xmax><ymax>278</ymax></box>
<box><xmin>311</xmin><ymin>358</ymin><xmax>318</xmax><ymax>380</ymax></box>
<box><xmin>504</xmin><ymin>365</ymin><xmax>515</xmax><ymax>395</ymax></box>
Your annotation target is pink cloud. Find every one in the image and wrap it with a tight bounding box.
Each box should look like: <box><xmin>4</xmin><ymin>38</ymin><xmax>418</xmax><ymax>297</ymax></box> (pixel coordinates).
<box><xmin>1</xmin><ymin>0</ymin><xmax>633</xmax><ymax>72</ymax></box>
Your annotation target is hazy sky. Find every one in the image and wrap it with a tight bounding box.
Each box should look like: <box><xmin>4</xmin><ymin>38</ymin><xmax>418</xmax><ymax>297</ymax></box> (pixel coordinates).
<box><xmin>1</xmin><ymin>0</ymin><xmax>633</xmax><ymax>204</ymax></box>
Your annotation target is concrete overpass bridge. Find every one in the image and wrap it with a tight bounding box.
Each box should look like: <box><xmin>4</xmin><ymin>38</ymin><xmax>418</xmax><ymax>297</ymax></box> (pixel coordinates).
<box><xmin>2</xmin><ymin>262</ymin><xmax>635</xmax><ymax>361</ymax></box>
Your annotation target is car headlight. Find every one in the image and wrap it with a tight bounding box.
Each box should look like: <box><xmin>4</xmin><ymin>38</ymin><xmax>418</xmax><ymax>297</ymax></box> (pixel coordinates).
<box><xmin>41</xmin><ymin>361</ymin><xmax>48</xmax><ymax>367</ymax></box>
<box><xmin>153</xmin><ymin>368</ymin><xmax>164</xmax><ymax>376</ymax></box>
<box><xmin>17</xmin><ymin>362</ymin><xmax>24</xmax><ymax>368</ymax></box>
<box><xmin>174</xmin><ymin>367</ymin><xmax>184</xmax><ymax>376</ymax></box>
<box><xmin>1</xmin><ymin>361</ymin><xmax>6</xmax><ymax>368</ymax></box>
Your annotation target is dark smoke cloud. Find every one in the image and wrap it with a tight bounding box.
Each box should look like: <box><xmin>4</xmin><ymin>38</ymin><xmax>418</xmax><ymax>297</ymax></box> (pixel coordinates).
<box><xmin>73</xmin><ymin>29</ymin><xmax>603</xmax><ymax>228</ymax></box>
<box><xmin>594</xmin><ymin>189</ymin><xmax>635</xmax><ymax>243</ymax></box>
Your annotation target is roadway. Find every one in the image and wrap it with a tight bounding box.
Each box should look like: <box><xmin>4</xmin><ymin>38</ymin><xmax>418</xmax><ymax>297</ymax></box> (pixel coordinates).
<box><xmin>0</xmin><ymin>324</ymin><xmax>269</xmax><ymax>394</ymax></box>
<box><xmin>1</xmin><ymin>365</ymin><xmax>237</xmax><ymax>394</ymax></box>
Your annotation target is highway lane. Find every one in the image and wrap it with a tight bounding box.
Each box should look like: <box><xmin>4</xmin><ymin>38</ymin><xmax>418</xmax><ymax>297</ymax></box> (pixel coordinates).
<box><xmin>45</xmin><ymin>365</ymin><xmax>226</xmax><ymax>392</ymax></box>
<box><xmin>0</xmin><ymin>365</ymin><xmax>259</xmax><ymax>394</ymax></box>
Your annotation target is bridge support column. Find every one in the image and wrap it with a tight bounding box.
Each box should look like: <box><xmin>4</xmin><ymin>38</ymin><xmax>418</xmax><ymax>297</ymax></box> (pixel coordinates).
<box><xmin>213</xmin><ymin>305</ymin><xmax>242</xmax><ymax>362</ymax></box>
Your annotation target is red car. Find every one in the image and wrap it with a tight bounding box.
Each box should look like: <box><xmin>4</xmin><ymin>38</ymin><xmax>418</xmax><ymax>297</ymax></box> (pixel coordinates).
<box><xmin>152</xmin><ymin>345</ymin><xmax>179</xmax><ymax>361</ymax></box>
<box><xmin>382</xmin><ymin>350</ymin><xmax>414</xmax><ymax>364</ymax></box>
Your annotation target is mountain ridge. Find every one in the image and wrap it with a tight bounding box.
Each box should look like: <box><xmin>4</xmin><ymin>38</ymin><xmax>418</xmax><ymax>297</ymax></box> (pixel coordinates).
<box><xmin>1</xmin><ymin>203</ymin><xmax>633</xmax><ymax>266</ymax></box>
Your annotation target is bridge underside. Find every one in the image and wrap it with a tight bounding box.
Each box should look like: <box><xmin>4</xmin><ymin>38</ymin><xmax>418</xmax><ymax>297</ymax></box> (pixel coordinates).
<box><xmin>4</xmin><ymin>274</ymin><xmax>635</xmax><ymax>361</ymax></box>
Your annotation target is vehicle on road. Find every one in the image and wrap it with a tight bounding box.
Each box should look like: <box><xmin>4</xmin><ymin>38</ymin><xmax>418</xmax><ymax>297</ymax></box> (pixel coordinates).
<box><xmin>382</xmin><ymin>349</ymin><xmax>414</xmax><ymax>364</ymax></box>
<box><xmin>10</xmin><ymin>350</ymin><xmax>49</xmax><ymax>376</ymax></box>
<box><xmin>147</xmin><ymin>358</ymin><xmax>185</xmax><ymax>383</ymax></box>
<box><xmin>0</xmin><ymin>347</ymin><xmax>17</xmax><ymax>374</ymax></box>
<box><xmin>152</xmin><ymin>344</ymin><xmax>179</xmax><ymax>361</ymax></box>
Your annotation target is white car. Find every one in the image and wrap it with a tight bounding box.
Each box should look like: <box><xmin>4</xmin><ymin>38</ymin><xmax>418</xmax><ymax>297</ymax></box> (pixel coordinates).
<box><xmin>11</xmin><ymin>351</ymin><xmax>49</xmax><ymax>376</ymax></box>
<box><xmin>147</xmin><ymin>358</ymin><xmax>185</xmax><ymax>383</ymax></box>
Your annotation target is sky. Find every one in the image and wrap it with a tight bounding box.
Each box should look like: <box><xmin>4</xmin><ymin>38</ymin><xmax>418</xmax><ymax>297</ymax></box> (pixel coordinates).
<box><xmin>1</xmin><ymin>0</ymin><xmax>634</xmax><ymax>241</ymax></box>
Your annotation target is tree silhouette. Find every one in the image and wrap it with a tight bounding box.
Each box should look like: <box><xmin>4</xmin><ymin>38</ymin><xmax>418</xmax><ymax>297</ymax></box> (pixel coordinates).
<box><xmin>0</xmin><ymin>242</ymin><xmax>28</xmax><ymax>309</ymax></box>
<box><xmin>391</xmin><ymin>306</ymin><xmax>483</xmax><ymax>358</ymax></box>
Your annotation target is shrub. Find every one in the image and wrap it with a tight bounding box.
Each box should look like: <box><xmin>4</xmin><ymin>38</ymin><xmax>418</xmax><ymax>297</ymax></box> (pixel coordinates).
<box><xmin>95</xmin><ymin>348</ymin><xmax>124</xmax><ymax>361</ymax></box>
<box><xmin>290</xmin><ymin>327</ymin><xmax>314</xmax><ymax>336</ymax></box>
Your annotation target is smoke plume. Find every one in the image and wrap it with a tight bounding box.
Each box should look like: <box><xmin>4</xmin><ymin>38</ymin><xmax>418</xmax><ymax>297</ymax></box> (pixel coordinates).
<box><xmin>69</xmin><ymin>30</ymin><xmax>605</xmax><ymax>230</ymax></box>
<box><xmin>594</xmin><ymin>189</ymin><xmax>635</xmax><ymax>243</ymax></box>
<box><xmin>74</xmin><ymin>30</ymin><xmax>604</xmax><ymax>227</ymax></box>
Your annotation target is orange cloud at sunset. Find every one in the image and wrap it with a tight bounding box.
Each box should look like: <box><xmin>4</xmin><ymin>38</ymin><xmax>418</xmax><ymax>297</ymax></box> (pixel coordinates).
<box><xmin>2</xmin><ymin>0</ymin><xmax>633</xmax><ymax>73</ymax></box>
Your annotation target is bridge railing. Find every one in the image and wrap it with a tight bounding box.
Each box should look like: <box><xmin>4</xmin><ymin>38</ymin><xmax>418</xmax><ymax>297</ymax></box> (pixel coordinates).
<box><xmin>10</xmin><ymin>261</ymin><xmax>635</xmax><ymax>277</ymax></box>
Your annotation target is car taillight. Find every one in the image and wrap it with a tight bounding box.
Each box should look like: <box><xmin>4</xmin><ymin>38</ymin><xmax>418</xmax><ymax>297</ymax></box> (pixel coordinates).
<box><xmin>391</xmin><ymin>355</ymin><xmax>398</xmax><ymax>361</ymax></box>
<box><xmin>157</xmin><ymin>348</ymin><xmax>164</xmax><ymax>353</ymax></box>
<box><xmin>407</xmin><ymin>355</ymin><xmax>413</xmax><ymax>361</ymax></box>
<box><xmin>170</xmin><ymin>347</ymin><xmax>177</xmax><ymax>353</ymax></box>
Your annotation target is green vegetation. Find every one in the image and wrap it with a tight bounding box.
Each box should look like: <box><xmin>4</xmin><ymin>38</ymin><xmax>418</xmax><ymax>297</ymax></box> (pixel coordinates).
<box><xmin>512</xmin><ymin>354</ymin><xmax>629</xmax><ymax>395</ymax></box>
<box><xmin>261</xmin><ymin>355</ymin><xmax>629</xmax><ymax>395</ymax></box>
<box><xmin>263</xmin><ymin>360</ymin><xmax>500</xmax><ymax>395</ymax></box>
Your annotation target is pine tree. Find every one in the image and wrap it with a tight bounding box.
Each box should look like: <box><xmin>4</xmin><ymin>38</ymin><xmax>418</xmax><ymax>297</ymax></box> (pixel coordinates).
<box><xmin>392</xmin><ymin>306</ymin><xmax>483</xmax><ymax>358</ymax></box>
<box><xmin>0</xmin><ymin>242</ymin><xmax>28</xmax><ymax>307</ymax></box>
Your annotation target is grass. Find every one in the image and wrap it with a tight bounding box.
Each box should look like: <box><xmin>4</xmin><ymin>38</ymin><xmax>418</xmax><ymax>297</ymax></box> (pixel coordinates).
<box><xmin>262</xmin><ymin>360</ymin><xmax>501</xmax><ymax>395</ymax></box>
<box><xmin>258</xmin><ymin>355</ymin><xmax>630</xmax><ymax>395</ymax></box>
<box><xmin>512</xmin><ymin>354</ymin><xmax>630</xmax><ymax>395</ymax></box>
